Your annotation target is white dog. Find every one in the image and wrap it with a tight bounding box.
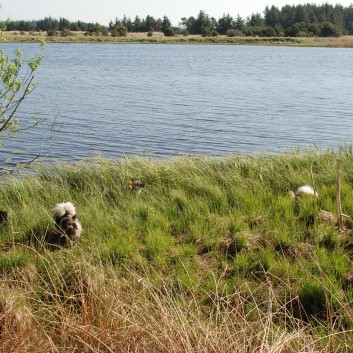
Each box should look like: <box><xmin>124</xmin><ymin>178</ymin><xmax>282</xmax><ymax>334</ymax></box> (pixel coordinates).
<box><xmin>295</xmin><ymin>185</ymin><xmax>318</xmax><ymax>197</ymax></box>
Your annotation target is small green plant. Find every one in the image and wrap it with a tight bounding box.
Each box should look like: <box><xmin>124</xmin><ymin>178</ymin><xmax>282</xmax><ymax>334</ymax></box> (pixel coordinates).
<box><xmin>47</xmin><ymin>28</ymin><xmax>58</xmax><ymax>36</ymax></box>
<box><xmin>147</xmin><ymin>31</ymin><xmax>153</xmax><ymax>37</ymax></box>
<box><xmin>118</xmin><ymin>25</ymin><xmax>128</xmax><ymax>36</ymax></box>
<box><xmin>298</xmin><ymin>280</ymin><xmax>327</xmax><ymax>320</ymax></box>
<box><xmin>226</xmin><ymin>28</ymin><xmax>243</xmax><ymax>37</ymax></box>
<box><xmin>60</xmin><ymin>28</ymin><xmax>72</xmax><ymax>37</ymax></box>
<box><xmin>100</xmin><ymin>27</ymin><xmax>109</xmax><ymax>36</ymax></box>
<box><xmin>164</xmin><ymin>27</ymin><xmax>175</xmax><ymax>37</ymax></box>
<box><xmin>201</xmin><ymin>27</ymin><xmax>212</xmax><ymax>37</ymax></box>
<box><xmin>111</xmin><ymin>25</ymin><xmax>128</xmax><ymax>37</ymax></box>
<box><xmin>201</xmin><ymin>29</ymin><xmax>218</xmax><ymax>37</ymax></box>
<box><xmin>319</xmin><ymin>230</ymin><xmax>338</xmax><ymax>249</ymax></box>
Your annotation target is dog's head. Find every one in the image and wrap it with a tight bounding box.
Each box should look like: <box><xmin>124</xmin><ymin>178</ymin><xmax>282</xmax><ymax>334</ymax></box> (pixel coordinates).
<box><xmin>59</xmin><ymin>215</ymin><xmax>81</xmax><ymax>240</ymax></box>
<box><xmin>128</xmin><ymin>179</ymin><xmax>145</xmax><ymax>192</ymax></box>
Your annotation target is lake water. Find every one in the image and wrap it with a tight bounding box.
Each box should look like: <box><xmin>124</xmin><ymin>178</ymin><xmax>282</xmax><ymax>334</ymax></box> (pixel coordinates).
<box><xmin>1</xmin><ymin>43</ymin><xmax>353</xmax><ymax>166</ymax></box>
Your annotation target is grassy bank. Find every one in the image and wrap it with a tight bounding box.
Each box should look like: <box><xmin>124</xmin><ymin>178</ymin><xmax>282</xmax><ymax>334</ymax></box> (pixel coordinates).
<box><xmin>1</xmin><ymin>149</ymin><xmax>353</xmax><ymax>351</ymax></box>
<box><xmin>3</xmin><ymin>30</ymin><xmax>353</xmax><ymax>47</ymax></box>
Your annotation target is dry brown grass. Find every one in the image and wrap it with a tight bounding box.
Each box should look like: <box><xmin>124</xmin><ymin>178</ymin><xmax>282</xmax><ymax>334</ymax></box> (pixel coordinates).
<box><xmin>1</xmin><ymin>248</ymin><xmax>351</xmax><ymax>353</ymax></box>
<box><xmin>310</xmin><ymin>35</ymin><xmax>353</xmax><ymax>48</ymax></box>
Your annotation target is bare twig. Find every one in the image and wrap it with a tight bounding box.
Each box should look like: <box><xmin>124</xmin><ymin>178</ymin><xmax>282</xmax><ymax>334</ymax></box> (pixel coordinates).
<box><xmin>0</xmin><ymin>115</ymin><xmax>61</xmax><ymax>174</ymax></box>
<box><xmin>310</xmin><ymin>160</ymin><xmax>317</xmax><ymax>198</ymax></box>
<box><xmin>336</xmin><ymin>160</ymin><xmax>343</xmax><ymax>231</ymax></box>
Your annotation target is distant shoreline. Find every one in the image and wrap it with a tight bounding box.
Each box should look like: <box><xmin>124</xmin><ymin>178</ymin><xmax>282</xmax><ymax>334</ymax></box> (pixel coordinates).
<box><xmin>3</xmin><ymin>31</ymin><xmax>353</xmax><ymax>48</ymax></box>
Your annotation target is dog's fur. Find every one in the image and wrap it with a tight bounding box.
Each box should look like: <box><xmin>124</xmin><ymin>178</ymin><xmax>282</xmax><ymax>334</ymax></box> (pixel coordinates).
<box><xmin>53</xmin><ymin>202</ymin><xmax>82</xmax><ymax>242</ymax></box>
<box><xmin>295</xmin><ymin>185</ymin><xmax>318</xmax><ymax>197</ymax></box>
<box><xmin>0</xmin><ymin>210</ymin><xmax>8</xmax><ymax>224</ymax></box>
<box><xmin>128</xmin><ymin>179</ymin><xmax>145</xmax><ymax>194</ymax></box>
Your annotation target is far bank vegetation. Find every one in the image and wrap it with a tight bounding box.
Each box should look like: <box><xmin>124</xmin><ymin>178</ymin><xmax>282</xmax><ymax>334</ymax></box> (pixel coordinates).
<box><xmin>2</xmin><ymin>3</ymin><xmax>353</xmax><ymax>39</ymax></box>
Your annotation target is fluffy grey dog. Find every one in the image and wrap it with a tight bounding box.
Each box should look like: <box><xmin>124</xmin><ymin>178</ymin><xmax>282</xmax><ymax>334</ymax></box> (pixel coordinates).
<box><xmin>53</xmin><ymin>202</ymin><xmax>82</xmax><ymax>242</ymax></box>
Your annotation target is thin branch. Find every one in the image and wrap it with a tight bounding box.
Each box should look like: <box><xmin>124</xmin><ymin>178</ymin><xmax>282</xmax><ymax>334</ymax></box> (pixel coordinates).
<box><xmin>310</xmin><ymin>160</ymin><xmax>317</xmax><ymax>197</ymax></box>
<box><xmin>0</xmin><ymin>61</ymin><xmax>24</xmax><ymax>100</ymax></box>
<box><xmin>0</xmin><ymin>115</ymin><xmax>61</xmax><ymax>174</ymax></box>
<box><xmin>336</xmin><ymin>160</ymin><xmax>343</xmax><ymax>231</ymax></box>
<box><xmin>0</xmin><ymin>86</ymin><xmax>16</xmax><ymax>101</ymax></box>
<box><xmin>0</xmin><ymin>76</ymin><xmax>34</xmax><ymax>132</ymax></box>
<box><xmin>1</xmin><ymin>90</ymin><xmax>37</xmax><ymax>117</ymax></box>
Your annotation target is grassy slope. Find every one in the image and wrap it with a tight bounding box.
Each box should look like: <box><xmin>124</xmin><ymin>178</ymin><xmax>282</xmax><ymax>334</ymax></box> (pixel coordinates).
<box><xmin>1</xmin><ymin>149</ymin><xmax>353</xmax><ymax>351</ymax></box>
<box><xmin>4</xmin><ymin>30</ymin><xmax>353</xmax><ymax>47</ymax></box>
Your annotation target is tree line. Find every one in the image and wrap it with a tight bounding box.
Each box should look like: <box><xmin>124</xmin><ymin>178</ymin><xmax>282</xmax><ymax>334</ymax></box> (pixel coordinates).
<box><xmin>2</xmin><ymin>3</ymin><xmax>353</xmax><ymax>37</ymax></box>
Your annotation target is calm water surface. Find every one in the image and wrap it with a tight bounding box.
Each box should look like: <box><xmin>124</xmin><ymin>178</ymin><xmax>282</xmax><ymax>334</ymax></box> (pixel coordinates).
<box><xmin>1</xmin><ymin>43</ymin><xmax>353</xmax><ymax>165</ymax></box>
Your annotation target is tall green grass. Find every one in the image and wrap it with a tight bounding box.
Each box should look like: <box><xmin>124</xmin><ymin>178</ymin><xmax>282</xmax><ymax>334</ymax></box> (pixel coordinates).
<box><xmin>1</xmin><ymin>149</ymin><xmax>353</xmax><ymax>351</ymax></box>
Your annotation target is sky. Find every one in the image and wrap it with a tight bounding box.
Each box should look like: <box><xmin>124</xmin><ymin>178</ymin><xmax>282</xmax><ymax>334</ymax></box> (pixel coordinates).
<box><xmin>1</xmin><ymin>0</ymin><xmax>353</xmax><ymax>26</ymax></box>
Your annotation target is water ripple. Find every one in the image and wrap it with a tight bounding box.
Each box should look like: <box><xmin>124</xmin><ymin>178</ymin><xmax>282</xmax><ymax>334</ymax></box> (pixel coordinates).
<box><xmin>1</xmin><ymin>43</ymin><xmax>353</xmax><ymax>165</ymax></box>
